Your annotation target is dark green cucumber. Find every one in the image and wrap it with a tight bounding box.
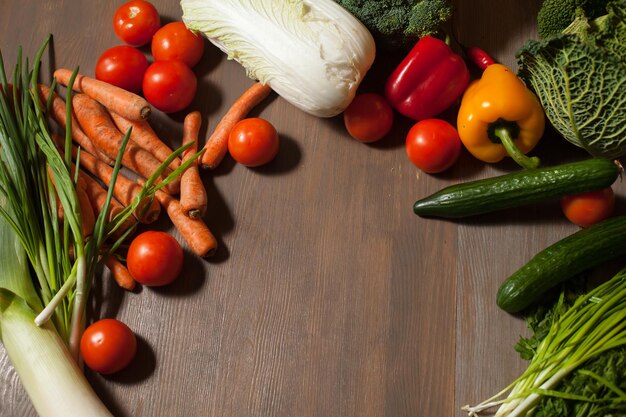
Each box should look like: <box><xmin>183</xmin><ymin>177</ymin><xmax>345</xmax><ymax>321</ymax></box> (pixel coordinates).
<box><xmin>413</xmin><ymin>158</ymin><xmax>621</xmax><ymax>218</ymax></box>
<box><xmin>497</xmin><ymin>215</ymin><xmax>626</xmax><ymax>313</ymax></box>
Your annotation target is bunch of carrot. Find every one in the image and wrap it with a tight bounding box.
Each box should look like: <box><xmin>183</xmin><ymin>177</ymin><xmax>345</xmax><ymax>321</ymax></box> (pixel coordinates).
<box><xmin>42</xmin><ymin>69</ymin><xmax>219</xmax><ymax>290</ymax></box>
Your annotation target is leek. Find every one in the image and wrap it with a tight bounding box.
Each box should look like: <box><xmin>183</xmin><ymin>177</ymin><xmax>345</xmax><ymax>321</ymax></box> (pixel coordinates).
<box><xmin>181</xmin><ymin>0</ymin><xmax>376</xmax><ymax>117</ymax></box>
<box><xmin>463</xmin><ymin>267</ymin><xmax>626</xmax><ymax>417</ymax></box>
<box><xmin>0</xmin><ymin>214</ymin><xmax>113</xmax><ymax>416</ymax></box>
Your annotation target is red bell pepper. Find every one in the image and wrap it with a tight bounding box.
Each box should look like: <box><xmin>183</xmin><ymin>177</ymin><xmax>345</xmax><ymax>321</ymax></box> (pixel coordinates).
<box><xmin>385</xmin><ymin>36</ymin><xmax>470</xmax><ymax>121</ymax></box>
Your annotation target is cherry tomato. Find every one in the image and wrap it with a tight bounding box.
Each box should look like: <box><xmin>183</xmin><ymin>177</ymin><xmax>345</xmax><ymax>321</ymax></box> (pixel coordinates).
<box><xmin>127</xmin><ymin>231</ymin><xmax>184</xmax><ymax>286</ymax></box>
<box><xmin>228</xmin><ymin>118</ymin><xmax>280</xmax><ymax>167</ymax></box>
<box><xmin>405</xmin><ymin>119</ymin><xmax>462</xmax><ymax>174</ymax></box>
<box><xmin>343</xmin><ymin>93</ymin><xmax>393</xmax><ymax>143</ymax></box>
<box><xmin>113</xmin><ymin>0</ymin><xmax>161</xmax><ymax>47</ymax></box>
<box><xmin>560</xmin><ymin>187</ymin><xmax>615</xmax><ymax>228</ymax></box>
<box><xmin>95</xmin><ymin>45</ymin><xmax>149</xmax><ymax>94</ymax></box>
<box><xmin>142</xmin><ymin>60</ymin><xmax>197</xmax><ymax>113</ymax></box>
<box><xmin>80</xmin><ymin>319</ymin><xmax>137</xmax><ymax>375</ymax></box>
<box><xmin>151</xmin><ymin>22</ymin><xmax>204</xmax><ymax>68</ymax></box>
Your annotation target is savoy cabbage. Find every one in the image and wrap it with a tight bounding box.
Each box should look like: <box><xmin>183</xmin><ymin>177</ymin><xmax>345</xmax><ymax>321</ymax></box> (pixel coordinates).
<box><xmin>516</xmin><ymin>1</ymin><xmax>626</xmax><ymax>159</ymax></box>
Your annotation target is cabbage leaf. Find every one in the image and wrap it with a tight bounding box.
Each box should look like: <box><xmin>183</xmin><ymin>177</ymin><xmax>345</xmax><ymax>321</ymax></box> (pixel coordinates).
<box><xmin>516</xmin><ymin>1</ymin><xmax>626</xmax><ymax>159</ymax></box>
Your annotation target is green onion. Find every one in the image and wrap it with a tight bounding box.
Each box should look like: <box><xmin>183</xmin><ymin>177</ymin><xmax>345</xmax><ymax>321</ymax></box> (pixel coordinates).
<box><xmin>463</xmin><ymin>267</ymin><xmax>626</xmax><ymax>417</ymax></box>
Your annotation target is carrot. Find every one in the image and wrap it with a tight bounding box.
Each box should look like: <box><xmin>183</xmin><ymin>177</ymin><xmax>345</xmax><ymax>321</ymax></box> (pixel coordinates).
<box><xmin>36</xmin><ymin>84</ymin><xmax>115</xmax><ymax>165</ymax></box>
<box><xmin>54</xmin><ymin>68</ymin><xmax>151</xmax><ymax>122</ymax></box>
<box><xmin>73</xmin><ymin>146</ymin><xmax>161</xmax><ymax>224</ymax></box>
<box><xmin>79</xmin><ymin>171</ymin><xmax>137</xmax><ymax>237</ymax></box>
<box><xmin>70</xmin><ymin>93</ymin><xmax>180</xmax><ymax>195</ymax></box>
<box><xmin>76</xmin><ymin>185</ymin><xmax>96</xmax><ymax>238</ymax></box>
<box><xmin>104</xmin><ymin>256</ymin><xmax>135</xmax><ymax>291</ymax></box>
<box><xmin>139</xmin><ymin>179</ymin><xmax>217</xmax><ymax>257</ymax></box>
<box><xmin>200</xmin><ymin>82</ymin><xmax>272</xmax><ymax>169</ymax></box>
<box><xmin>180</xmin><ymin>111</ymin><xmax>207</xmax><ymax>218</ymax></box>
<box><xmin>48</xmin><ymin>165</ymin><xmax>95</xmax><ymax>237</ymax></box>
<box><xmin>110</xmin><ymin>112</ymin><xmax>181</xmax><ymax>171</ymax></box>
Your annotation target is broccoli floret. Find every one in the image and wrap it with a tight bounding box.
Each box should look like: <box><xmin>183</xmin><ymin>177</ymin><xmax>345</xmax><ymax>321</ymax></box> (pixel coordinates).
<box><xmin>537</xmin><ymin>0</ymin><xmax>610</xmax><ymax>38</ymax></box>
<box><xmin>334</xmin><ymin>0</ymin><xmax>453</xmax><ymax>51</ymax></box>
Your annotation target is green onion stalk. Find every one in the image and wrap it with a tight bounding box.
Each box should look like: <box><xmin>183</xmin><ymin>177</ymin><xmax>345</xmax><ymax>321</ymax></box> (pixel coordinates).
<box><xmin>0</xmin><ymin>36</ymin><xmax>198</xmax><ymax>416</ymax></box>
<box><xmin>463</xmin><ymin>267</ymin><xmax>626</xmax><ymax>417</ymax></box>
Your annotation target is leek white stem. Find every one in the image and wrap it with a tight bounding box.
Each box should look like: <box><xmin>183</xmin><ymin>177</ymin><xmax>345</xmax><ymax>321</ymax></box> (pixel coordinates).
<box><xmin>2</xmin><ymin>295</ymin><xmax>113</xmax><ymax>417</ymax></box>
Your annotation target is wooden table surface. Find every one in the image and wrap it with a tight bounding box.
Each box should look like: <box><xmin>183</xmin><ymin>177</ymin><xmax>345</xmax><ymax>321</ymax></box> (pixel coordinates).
<box><xmin>1</xmin><ymin>1</ymin><xmax>611</xmax><ymax>416</ymax></box>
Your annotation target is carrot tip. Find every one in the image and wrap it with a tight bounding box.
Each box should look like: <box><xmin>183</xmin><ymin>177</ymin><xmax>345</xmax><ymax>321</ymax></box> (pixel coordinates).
<box><xmin>141</xmin><ymin>106</ymin><xmax>152</xmax><ymax>120</ymax></box>
<box><xmin>187</xmin><ymin>209</ymin><xmax>203</xmax><ymax>219</ymax></box>
<box><xmin>119</xmin><ymin>280</ymin><xmax>136</xmax><ymax>291</ymax></box>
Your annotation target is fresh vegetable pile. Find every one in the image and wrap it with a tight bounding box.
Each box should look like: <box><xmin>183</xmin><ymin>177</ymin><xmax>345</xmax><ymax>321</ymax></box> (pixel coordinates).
<box><xmin>1</xmin><ymin>0</ymin><xmax>625</xmax><ymax>415</ymax></box>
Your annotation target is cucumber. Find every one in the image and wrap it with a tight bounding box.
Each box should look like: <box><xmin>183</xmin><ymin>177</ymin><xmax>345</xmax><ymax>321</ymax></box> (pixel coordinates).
<box><xmin>413</xmin><ymin>158</ymin><xmax>621</xmax><ymax>218</ymax></box>
<box><xmin>497</xmin><ymin>215</ymin><xmax>626</xmax><ymax>313</ymax></box>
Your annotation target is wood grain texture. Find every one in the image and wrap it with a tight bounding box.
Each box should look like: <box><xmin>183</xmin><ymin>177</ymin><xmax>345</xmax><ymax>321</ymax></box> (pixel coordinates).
<box><xmin>1</xmin><ymin>1</ymin><xmax>618</xmax><ymax>417</ymax></box>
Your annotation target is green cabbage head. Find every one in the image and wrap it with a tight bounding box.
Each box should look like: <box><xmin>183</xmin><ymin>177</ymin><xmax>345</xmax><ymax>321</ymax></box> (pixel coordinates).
<box><xmin>517</xmin><ymin>1</ymin><xmax>626</xmax><ymax>159</ymax></box>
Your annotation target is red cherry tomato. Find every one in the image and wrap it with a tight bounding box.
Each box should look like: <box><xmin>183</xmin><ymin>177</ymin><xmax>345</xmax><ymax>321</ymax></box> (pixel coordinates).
<box><xmin>95</xmin><ymin>45</ymin><xmax>149</xmax><ymax>94</ymax></box>
<box><xmin>151</xmin><ymin>22</ymin><xmax>204</xmax><ymax>68</ymax></box>
<box><xmin>405</xmin><ymin>119</ymin><xmax>462</xmax><ymax>174</ymax></box>
<box><xmin>113</xmin><ymin>0</ymin><xmax>161</xmax><ymax>47</ymax></box>
<box><xmin>343</xmin><ymin>93</ymin><xmax>394</xmax><ymax>143</ymax></box>
<box><xmin>228</xmin><ymin>118</ymin><xmax>280</xmax><ymax>167</ymax></box>
<box><xmin>560</xmin><ymin>187</ymin><xmax>615</xmax><ymax>228</ymax></box>
<box><xmin>127</xmin><ymin>231</ymin><xmax>184</xmax><ymax>286</ymax></box>
<box><xmin>80</xmin><ymin>319</ymin><xmax>137</xmax><ymax>375</ymax></box>
<box><xmin>142</xmin><ymin>61</ymin><xmax>197</xmax><ymax>113</ymax></box>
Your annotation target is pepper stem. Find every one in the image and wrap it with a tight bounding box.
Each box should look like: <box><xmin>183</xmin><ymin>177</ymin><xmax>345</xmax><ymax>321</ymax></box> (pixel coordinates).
<box><xmin>495</xmin><ymin>126</ymin><xmax>540</xmax><ymax>169</ymax></box>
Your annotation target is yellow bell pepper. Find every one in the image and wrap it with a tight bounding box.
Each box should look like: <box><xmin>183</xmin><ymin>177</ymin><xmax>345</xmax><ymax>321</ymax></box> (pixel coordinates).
<box><xmin>457</xmin><ymin>63</ymin><xmax>545</xmax><ymax>169</ymax></box>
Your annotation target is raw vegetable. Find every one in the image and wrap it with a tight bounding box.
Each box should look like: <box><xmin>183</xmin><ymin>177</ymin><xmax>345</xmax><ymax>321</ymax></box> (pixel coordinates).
<box><xmin>127</xmin><ymin>231</ymin><xmax>184</xmax><ymax>287</ymax></box>
<box><xmin>463</xmin><ymin>46</ymin><xmax>496</xmax><ymax>70</ymax></box>
<box><xmin>70</xmin><ymin>92</ymin><xmax>179</xmax><ymax>194</ymax></box>
<box><xmin>464</xmin><ymin>267</ymin><xmax>626</xmax><ymax>417</ymax></box>
<box><xmin>0</xmin><ymin>38</ymin><xmax>199</xmax><ymax>416</ymax></box>
<box><xmin>517</xmin><ymin>1</ymin><xmax>626</xmax><ymax>159</ymax></box>
<box><xmin>104</xmin><ymin>256</ymin><xmax>136</xmax><ymax>291</ymax></box>
<box><xmin>343</xmin><ymin>93</ymin><xmax>394</xmax><ymax>143</ymax></box>
<box><xmin>142</xmin><ymin>60</ymin><xmax>197</xmax><ymax>113</ymax></box>
<box><xmin>109</xmin><ymin>112</ymin><xmax>181</xmax><ymax>171</ymax></box>
<box><xmin>457</xmin><ymin>63</ymin><xmax>545</xmax><ymax>169</ymax></box>
<box><xmin>405</xmin><ymin>119</ymin><xmax>461</xmax><ymax>174</ymax></box>
<box><xmin>54</xmin><ymin>68</ymin><xmax>152</xmax><ymax>121</ymax></box>
<box><xmin>180</xmin><ymin>0</ymin><xmax>376</xmax><ymax>118</ymax></box>
<box><xmin>332</xmin><ymin>0</ymin><xmax>453</xmax><ymax>51</ymax></box>
<box><xmin>36</xmin><ymin>84</ymin><xmax>115</xmax><ymax>165</ymax></box>
<box><xmin>180</xmin><ymin>111</ymin><xmax>208</xmax><ymax>218</ymax></box>
<box><xmin>95</xmin><ymin>45</ymin><xmax>149</xmax><ymax>94</ymax></box>
<box><xmin>517</xmin><ymin>293</ymin><xmax>626</xmax><ymax>417</ymax></box>
<box><xmin>151</xmin><ymin>21</ymin><xmax>204</xmax><ymax>68</ymax></box>
<box><xmin>0</xmin><ymin>39</ymin><xmax>125</xmax><ymax>416</ymax></box>
<box><xmin>64</xmin><ymin>143</ymin><xmax>161</xmax><ymax>224</ymax></box>
<box><xmin>497</xmin><ymin>214</ymin><xmax>626</xmax><ymax>313</ymax></box>
<box><xmin>560</xmin><ymin>187</ymin><xmax>615</xmax><ymax>228</ymax></box>
<box><xmin>147</xmin><ymin>182</ymin><xmax>219</xmax><ymax>258</ymax></box>
<box><xmin>113</xmin><ymin>0</ymin><xmax>161</xmax><ymax>47</ymax></box>
<box><xmin>413</xmin><ymin>158</ymin><xmax>620</xmax><ymax>218</ymax></box>
<box><xmin>228</xmin><ymin>117</ymin><xmax>280</xmax><ymax>167</ymax></box>
<box><xmin>79</xmin><ymin>170</ymin><xmax>134</xmax><ymax>228</ymax></box>
<box><xmin>536</xmin><ymin>0</ymin><xmax>609</xmax><ymax>38</ymax></box>
<box><xmin>0</xmin><ymin>222</ymin><xmax>114</xmax><ymax>415</ymax></box>
<box><xmin>80</xmin><ymin>318</ymin><xmax>137</xmax><ymax>374</ymax></box>
<box><xmin>385</xmin><ymin>36</ymin><xmax>469</xmax><ymax>121</ymax></box>
<box><xmin>200</xmin><ymin>82</ymin><xmax>272</xmax><ymax>169</ymax></box>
